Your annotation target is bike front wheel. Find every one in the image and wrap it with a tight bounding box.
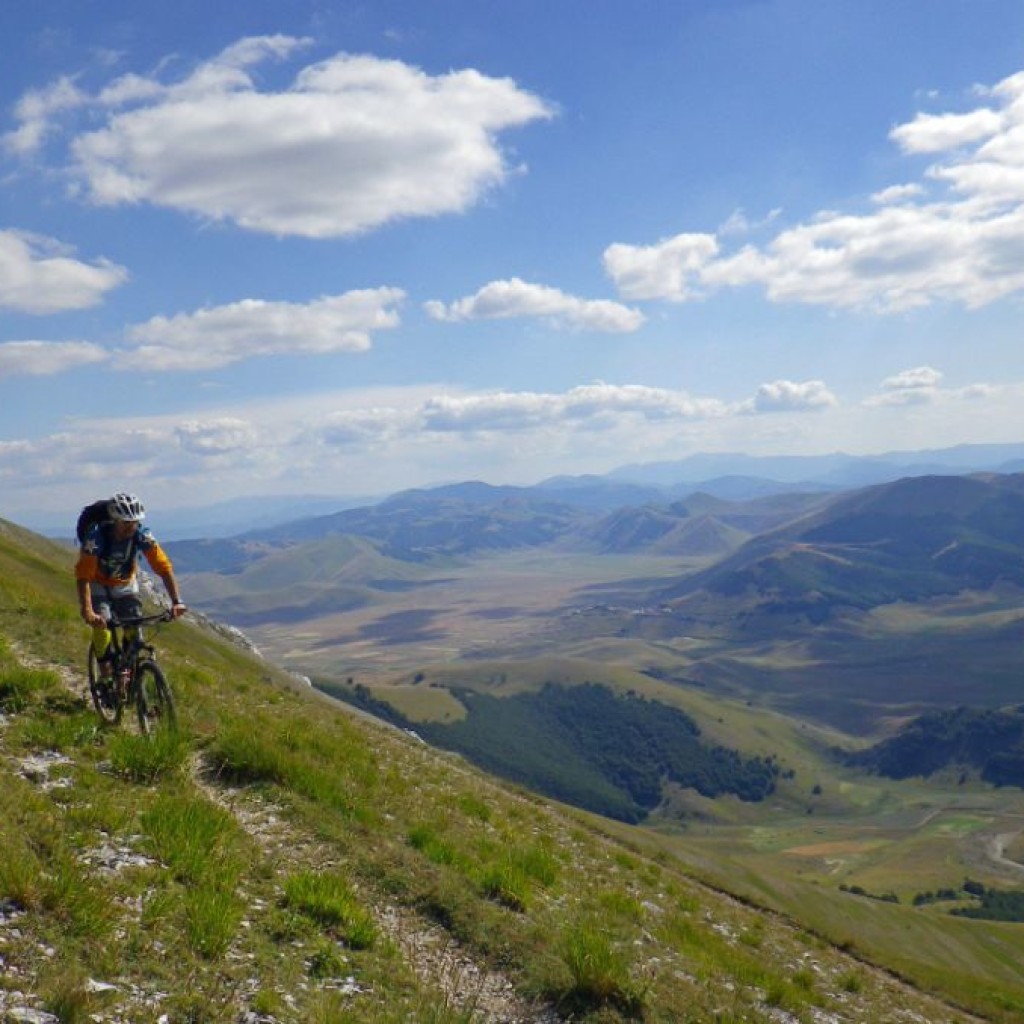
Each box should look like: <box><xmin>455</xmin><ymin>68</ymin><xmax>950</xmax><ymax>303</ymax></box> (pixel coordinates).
<box><xmin>134</xmin><ymin>659</ymin><xmax>177</xmax><ymax>735</ymax></box>
<box><xmin>87</xmin><ymin>646</ymin><xmax>122</xmax><ymax>725</ymax></box>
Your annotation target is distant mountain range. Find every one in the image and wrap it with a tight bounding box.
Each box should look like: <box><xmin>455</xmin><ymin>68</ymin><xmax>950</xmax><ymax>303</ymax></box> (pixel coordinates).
<box><xmin>605</xmin><ymin>442</ymin><xmax>1024</xmax><ymax>489</ymax></box>
<box><xmin>32</xmin><ymin>442</ymin><xmax>1024</xmax><ymax>541</ymax></box>
<box><xmin>167</xmin><ymin>480</ymin><xmax>832</xmax><ymax>574</ymax></box>
<box><xmin>168</xmin><ymin>461</ymin><xmax>1024</xmax><ymax>598</ymax></box>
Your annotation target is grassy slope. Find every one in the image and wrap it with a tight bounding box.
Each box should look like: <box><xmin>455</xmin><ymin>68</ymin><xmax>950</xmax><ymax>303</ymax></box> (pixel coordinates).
<box><xmin>0</xmin><ymin>518</ymin><xmax>1017</xmax><ymax>1022</ymax></box>
<box><xmin>347</xmin><ymin>649</ymin><xmax>1024</xmax><ymax>1019</ymax></box>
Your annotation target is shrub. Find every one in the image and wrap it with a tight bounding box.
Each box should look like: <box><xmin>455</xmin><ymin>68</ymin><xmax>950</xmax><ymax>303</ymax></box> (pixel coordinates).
<box><xmin>554</xmin><ymin>917</ymin><xmax>645</xmax><ymax>1015</ymax></box>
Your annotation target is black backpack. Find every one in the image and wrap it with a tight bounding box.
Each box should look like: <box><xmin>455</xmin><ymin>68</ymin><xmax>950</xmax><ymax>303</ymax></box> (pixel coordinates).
<box><xmin>76</xmin><ymin>499</ymin><xmax>112</xmax><ymax>544</ymax></box>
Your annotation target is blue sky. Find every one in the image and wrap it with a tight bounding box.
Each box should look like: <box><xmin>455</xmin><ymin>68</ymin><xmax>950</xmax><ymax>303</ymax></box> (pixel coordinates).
<box><xmin>3</xmin><ymin>0</ymin><xmax>1024</xmax><ymax>527</ymax></box>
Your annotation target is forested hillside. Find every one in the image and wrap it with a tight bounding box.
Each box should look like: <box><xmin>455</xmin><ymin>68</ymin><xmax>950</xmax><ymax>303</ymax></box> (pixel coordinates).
<box><xmin>846</xmin><ymin>706</ymin><xmax>1024</xmax><ymax>785</ymax></box>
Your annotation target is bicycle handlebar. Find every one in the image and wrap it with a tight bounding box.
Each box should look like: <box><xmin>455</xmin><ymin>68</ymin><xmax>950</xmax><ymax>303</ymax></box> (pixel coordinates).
<box><xmin>108</xmin><ymin>610</ymin><xmax>177</xmax><ymax>628</ymax></box>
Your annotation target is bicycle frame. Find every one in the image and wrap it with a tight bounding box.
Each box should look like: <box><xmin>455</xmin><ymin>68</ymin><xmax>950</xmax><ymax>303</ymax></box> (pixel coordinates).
<box><xmin>87</xmin><ymin>609</ymin><xmax>177</xmax><ymax>733</ymax></box>
<box><xmin>110</xmin><ymin>610</ymin><xmax>170</xmax><ymax>665</ymax></box>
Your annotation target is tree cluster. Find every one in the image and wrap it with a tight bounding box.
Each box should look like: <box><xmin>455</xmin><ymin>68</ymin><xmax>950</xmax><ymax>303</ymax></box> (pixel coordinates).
<box><xmin>331</xmin><ymin>680</ymin><xmax>780</xmax><ymax>823</ymax></box>
<box><xmin>843</xmin><ymin>706</ymin><xmax>1024</xmax><ymax>786</ymax></box>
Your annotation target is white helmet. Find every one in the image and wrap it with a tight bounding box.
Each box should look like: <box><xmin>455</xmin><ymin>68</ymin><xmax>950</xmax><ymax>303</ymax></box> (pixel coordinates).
<box><xmin>109</xmin><ymin>492</ymin><xmax>145</xmax><ymax>522</ymax></box>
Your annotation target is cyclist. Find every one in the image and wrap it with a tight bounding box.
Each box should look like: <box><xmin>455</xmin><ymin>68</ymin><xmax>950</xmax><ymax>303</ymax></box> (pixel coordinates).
<box><xmin>75</xmin><ymin>493</ymin><xmax>187</xmax><ymax>685</ymax></box>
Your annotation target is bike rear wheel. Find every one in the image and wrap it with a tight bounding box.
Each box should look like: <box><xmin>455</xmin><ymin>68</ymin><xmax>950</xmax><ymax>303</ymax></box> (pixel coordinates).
<box><xmin>87</xmin><ymin>646</ymin><xmax>122</xmax><ymax>725</ymax></box>
<box><xmin>135</xmin><ymin>659</ymin><xmax>176</xmax><ymax>735</ymax></box>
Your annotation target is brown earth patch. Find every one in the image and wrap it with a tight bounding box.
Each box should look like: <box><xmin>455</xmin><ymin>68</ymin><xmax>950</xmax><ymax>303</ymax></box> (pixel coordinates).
<box><xmin>784</xmin><ymin>840</ymin><xmax>878</xmax><ymax>857</ymax></box>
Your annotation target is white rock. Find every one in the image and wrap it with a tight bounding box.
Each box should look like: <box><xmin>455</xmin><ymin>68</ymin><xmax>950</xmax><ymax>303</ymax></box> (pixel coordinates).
<box><xmin>7</xmin><ymin>1009</ymin><xmax>60</xmax><ymax>1024</ymax></box>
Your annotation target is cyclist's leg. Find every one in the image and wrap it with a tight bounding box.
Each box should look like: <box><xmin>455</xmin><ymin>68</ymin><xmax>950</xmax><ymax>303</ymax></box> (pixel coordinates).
<box><xmin>90</xmin><ymin>585</ymin><xmax>116</xmax><ymax>679</ymax></box>
<box><xmin>112</xmin><ymin>593</ymin><xmax>143</xmax><ymax>648</ymax></box>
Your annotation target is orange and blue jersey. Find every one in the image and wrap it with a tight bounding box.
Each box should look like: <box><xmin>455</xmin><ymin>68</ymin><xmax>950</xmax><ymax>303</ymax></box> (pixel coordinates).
<box><xmin>74</xmin><ymin>522</ymin><xmax>173</xmax><ymax>589</ymax></box>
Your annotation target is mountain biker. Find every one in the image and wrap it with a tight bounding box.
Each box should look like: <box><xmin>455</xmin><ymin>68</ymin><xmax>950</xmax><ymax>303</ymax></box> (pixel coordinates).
<box><xmin>74</xmin><ymin>493</ymin><xmax>187</xmax><ymax>684</ymax></box>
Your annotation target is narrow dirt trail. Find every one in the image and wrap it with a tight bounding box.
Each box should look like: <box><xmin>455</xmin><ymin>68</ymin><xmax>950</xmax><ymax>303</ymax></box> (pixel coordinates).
<box><xmin>192</xmin><ymin>757</ymin><xmax>562</xmax><ymax>1023</ymax></box>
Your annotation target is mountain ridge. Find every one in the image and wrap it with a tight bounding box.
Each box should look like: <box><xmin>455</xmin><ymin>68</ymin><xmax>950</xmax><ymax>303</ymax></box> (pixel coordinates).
<box><xmin>27</xmin><ymin>442</ymin><xmax>1024</xmax><ymax>541</ymax></box>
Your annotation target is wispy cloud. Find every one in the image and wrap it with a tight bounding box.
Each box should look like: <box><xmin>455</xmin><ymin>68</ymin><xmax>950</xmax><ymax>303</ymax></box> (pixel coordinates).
<box><xmin>3</xmin><ymin>75</ymin><xmax>86</xmax><ymax>156</ymax></box>
<box><xmin>415</xmin><ymin>384</ymin><xmax>728</xmax><ymax>433</ymax></box>
<box><xmin>7</xmin><ymin>36</ymin><xmax>555</xmax><ymax>238</ymax></box>
<box><xmin>0</xmin><ymin>340</ymin><xmax>108</xmax><ymax>377</ymax></box>
<box><xmin>3</xmin><ymin>373</ymin><xmax>1019</xmax><ymax>517</ymax></box>
<box><xmin>175</xmin><ymin>418</ymin><xmax>258</xmax><ymax>455</ymax></box>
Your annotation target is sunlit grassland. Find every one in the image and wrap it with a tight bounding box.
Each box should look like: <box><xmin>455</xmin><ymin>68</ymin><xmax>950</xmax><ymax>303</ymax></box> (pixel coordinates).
<box><xmin>246</xmin><ymin>549</ymin><xmax>702</xmax><ymax>681</ymax></box>
<box><xmin>368</xmin><ymin>681</ymin><xmax>469</xmax><ymax>722</ymax></box>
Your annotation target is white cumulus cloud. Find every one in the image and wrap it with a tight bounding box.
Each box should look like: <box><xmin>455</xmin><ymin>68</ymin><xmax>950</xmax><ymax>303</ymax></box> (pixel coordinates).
<box><xmin>862</xmin><ymin>365</ymin><xmax>995</xmax><ymax>407</ymax></box>
<box><xmin>604</xmin><ymin>69</ymin><xmax>1024</xmax><ymax>313</ymax></box>
<box><xmin>890</xmin><ymin>107</ymin><xmax>1003</xmax><ymax>155</ymax></box>
<box><xmin>123</xmin><ymin>288</ymin><xmax>404</xmax><ymax>371</ymax></box>
<box><xmin>603</xmin><ymin>233</ymin><xmax>719</xmax><ymax>301</ymax></box>
<box><xmin>0</xmin><ymin>230</ymin><xmax>128</xmax><ymax>314</ymax></box>
<box><xmin>742</xmin><ymin>379</ymin><xmax>838</xmax><ymax>414</ymax></box>
<box><xmin>11</xmin><ymin>36</ymin><xmax>554</xmax><ymax>238</ymax></box>
<box><xmin>881</xmin><ymin>365</ymin><xmax>944</xmax><ymax>391</ymax></box>
<box><xmin>425</xmin><ymin>277</ymin><xmax>644</xmax><ymax>332</ymax></box>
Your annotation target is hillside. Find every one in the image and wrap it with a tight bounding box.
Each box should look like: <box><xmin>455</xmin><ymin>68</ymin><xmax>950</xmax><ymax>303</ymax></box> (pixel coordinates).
<box><xmin>663</xmin><ymin>473</ymin><xmax>1024</xmax><ymax>612</ymax></box>
<box><xmin>0</xmin><ymin>517</ymin><xmax>1014</xmax><ymax>1022</ymax></box>
<box><xmin>589</xmin><ymin>473</ymin><xmax>1024</xmax><ymax>731</ymax></box>
<box><xmin>846</xmin><ymin>706</ymin><xmax>1024</xmax><ymax>784</ymax></box>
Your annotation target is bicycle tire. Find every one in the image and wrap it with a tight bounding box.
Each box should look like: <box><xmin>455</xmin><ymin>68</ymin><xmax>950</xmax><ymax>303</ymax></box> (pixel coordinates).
<box><xmin>134</xmin><ymin>659</ymin><xmax>177</xmax><ymax>735</ymax></box>
<box><xmin>87</xmin><ymin>646</ymin><xmax>123</xmax><ymax>725</ymax></box>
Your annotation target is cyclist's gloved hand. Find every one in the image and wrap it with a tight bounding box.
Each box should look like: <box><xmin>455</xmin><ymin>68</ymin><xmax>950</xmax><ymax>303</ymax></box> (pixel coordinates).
<box><xmin>171</xmin><ymin>602</ymin><xmax>188</xmax><ymax>619</ymax></box>
<box><xmin>82</xmin><ymin>608</ymin><xmax>106</xmax><ymax>627</ymax></box>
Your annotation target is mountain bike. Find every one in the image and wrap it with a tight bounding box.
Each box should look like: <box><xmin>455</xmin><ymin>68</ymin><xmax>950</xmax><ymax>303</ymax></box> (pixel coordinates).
<box><xmin>87</xmin><ymin>610</ymin><xmax>177</xmax><ymax>734</ymax></box>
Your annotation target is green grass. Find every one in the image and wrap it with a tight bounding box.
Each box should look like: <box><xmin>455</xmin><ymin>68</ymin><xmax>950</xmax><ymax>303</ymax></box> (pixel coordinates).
<box><xmin>282</xmin><ymin>870</ymin><xmax>377</xmax><ymax>949</ymax></box>
<box><xmin>205</xmin><ymin>713</ymin><xmax>379</xmax><ymax>821</ymax></box>
<box><xmin>108</xmin><ymin>726</ymin><xmax>190</xmax><ymax>781</ymax></box>
<box><xmin>554</xmin><ymin>916</ymin><xmax>646</xmax><ymax>1016</ymax></box>
<box><xmin>141</xmin><ymin>791</ymin><xmax>247</xmax><ymax>885</ymax></box>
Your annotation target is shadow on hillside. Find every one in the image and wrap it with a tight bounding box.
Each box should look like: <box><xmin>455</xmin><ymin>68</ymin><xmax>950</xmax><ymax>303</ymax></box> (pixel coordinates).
<box><xmin>358</xmin><ymin>609</ymin><xmax>447</xmax><ymax>645</ymax></box>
